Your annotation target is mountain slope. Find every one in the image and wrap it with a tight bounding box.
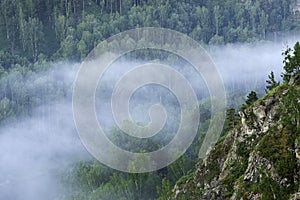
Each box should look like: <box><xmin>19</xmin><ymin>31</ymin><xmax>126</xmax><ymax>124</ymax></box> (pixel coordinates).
<box><xmin>169</xmin><ymin>73</ymin><xmax>300</xmax><ymax>200</ymax></box>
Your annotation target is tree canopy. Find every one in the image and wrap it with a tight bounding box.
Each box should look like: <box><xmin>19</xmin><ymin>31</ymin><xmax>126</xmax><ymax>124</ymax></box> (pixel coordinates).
<box><xmin>0</xmin><ymin>0</ymin><xmax>299</xmax><ymax>63</ymax></box>
<box><xmin>282</xmin><ymin>41</ymin><xmax>300</xmax><ymax>82</ymax></box>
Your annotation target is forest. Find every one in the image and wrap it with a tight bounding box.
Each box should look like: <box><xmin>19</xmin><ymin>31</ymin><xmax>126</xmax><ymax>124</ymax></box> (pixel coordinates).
<box><xmin>1</xmin><ymin>0</ymin><xmax>299</xmax><ymax>122</ymax></box>
<box><xmin>0</xmin><ymin>0</ymin><xmax>299</xmax><ymax>63</ymax></box>
<box><xmin>0</xmin><ymin>0</ymin><xmax>300</xmax><ymax>200</ymax></box>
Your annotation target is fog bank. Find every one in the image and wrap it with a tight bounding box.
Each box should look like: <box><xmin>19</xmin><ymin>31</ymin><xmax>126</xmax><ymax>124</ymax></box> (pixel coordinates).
<box><xmin>0</xmin><ymin>38</ymin><xmax>299</xmax><ymax>199</ymax></box>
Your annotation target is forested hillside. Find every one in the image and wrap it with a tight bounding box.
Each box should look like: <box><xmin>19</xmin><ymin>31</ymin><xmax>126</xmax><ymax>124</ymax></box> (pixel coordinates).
<box><xmin>1</xmin><ymin>0</ymin><xmax>300</xmax><ymax>64</ymax></box>
<box><xmin>1</xmin><ymin>0</ymin><xmax>299</xmax><ymax>129</ymax></box>
<box><xmin>0</xmin><ymin>1</ymin><xmax>300</xmax><ymax>200</ymax></box>
<box><xmin>167</xmin><ymin>42</ymin><xmax>300</xmax><ymax>200</ymax></box>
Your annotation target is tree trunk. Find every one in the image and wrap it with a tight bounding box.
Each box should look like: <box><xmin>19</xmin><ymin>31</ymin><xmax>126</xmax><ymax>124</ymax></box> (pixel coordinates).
<box><xmin>110</xmin><ymin>0</ymin><xmax>113</xmax><ymax>15</ymax></box>
<box><xmin>82</xmin><ymin>0</ymin><xmax>85</xmax><ymax>17</ymax></box>
<box><xmin>73</xmin><ymin>0</ymin><xmax>76</xmax><ymax>16</ymax></box>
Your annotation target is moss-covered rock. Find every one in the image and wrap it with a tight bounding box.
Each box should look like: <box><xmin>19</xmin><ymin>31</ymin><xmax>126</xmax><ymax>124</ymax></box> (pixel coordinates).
<box><xmin>167</xmin><ymin>75</ymin><xmax>300</xmax><ymax>200</ymax></box>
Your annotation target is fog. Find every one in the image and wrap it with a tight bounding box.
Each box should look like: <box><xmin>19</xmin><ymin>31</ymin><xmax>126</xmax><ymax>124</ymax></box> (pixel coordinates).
<box><xmin>0</xmin><ymin>38</ymin><xmax>299</xmax><ymax>199</ymax></box>
<box><xmin>210</xmin><ymin>42</ymin><xmax>286</xmax><ymax>93</ymax></box>
<box><xmin>0</xmin><ymin>103</ymin><xmax>89</xmax><ymax>200</ymax></box>
<box><xmin>0</xmin><ymin>64</ymin><xmax>91</xmax><ymax>200</ymax></box>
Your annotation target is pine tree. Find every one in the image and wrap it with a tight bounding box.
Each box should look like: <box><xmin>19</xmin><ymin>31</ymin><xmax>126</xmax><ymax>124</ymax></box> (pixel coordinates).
<box><xmin>265</xmin><ymin>71</ymin><xmax>280</xmax><ymax>92</ymax></box>
<box><xmin>225</xmin><ymin>108</ymin><xmax>236</xmax><ymax>132</ymax></box>
<box><xmin>246</xmin><ymin>91</ymin><xmax>258</xmax><ymax>106</ymax></box>
<box><xmin>282</xmin><ymin>42</ymin><xmax>300</xmax><ymax>82</ymax></box>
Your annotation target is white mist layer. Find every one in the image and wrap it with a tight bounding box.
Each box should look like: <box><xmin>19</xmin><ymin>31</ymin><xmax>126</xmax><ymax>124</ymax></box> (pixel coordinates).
<box><xmin>0</xmin><ymin>64</ymin><xmax>90</xmax><ymax>200</ymax></box>
<box><xmin>0</xmin><ymin>38</ymin><xmax>299</xmax><ymax>199</ymax></box>
<box><xmin>0</xmin><ymin>103</ymin><xmax>89</xmax><ymax>200</ymax></box>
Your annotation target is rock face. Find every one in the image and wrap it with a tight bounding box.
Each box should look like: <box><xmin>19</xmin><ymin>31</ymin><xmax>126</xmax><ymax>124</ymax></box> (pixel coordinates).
<box><xmin>169</xmin><ymin>78</ymin><xmax>300</xmax><ymax>200</ymax></box>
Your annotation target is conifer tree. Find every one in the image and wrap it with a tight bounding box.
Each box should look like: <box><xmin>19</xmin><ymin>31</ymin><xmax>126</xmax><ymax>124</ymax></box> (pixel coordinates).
<box><xmin>282</xmin><ymin>42</ymin><xmax>300</xmax><ymax>82</ymax></box>
<box><xmin>246</xmin><ymin>91</ymin><xmax>258</xmax><ymax>106</ymax></box>
<box><xmin>265</xmin><ymin>71</ymin><xmax>280</xmax><ymax>92</ymax></box>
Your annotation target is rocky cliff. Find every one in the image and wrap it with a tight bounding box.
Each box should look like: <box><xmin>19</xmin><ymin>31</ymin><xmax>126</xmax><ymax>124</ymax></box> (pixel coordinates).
<box><xmin>169</xmin><ymin>74</ymin><xmax>300</xmax><ymax>200</ymax></box>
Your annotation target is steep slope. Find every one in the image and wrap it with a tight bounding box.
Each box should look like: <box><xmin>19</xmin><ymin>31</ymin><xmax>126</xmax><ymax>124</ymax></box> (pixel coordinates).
<box><xmin>169</xmin><ymin>74</ymin><xmax>300</xmax><ymax>200</ymax></box>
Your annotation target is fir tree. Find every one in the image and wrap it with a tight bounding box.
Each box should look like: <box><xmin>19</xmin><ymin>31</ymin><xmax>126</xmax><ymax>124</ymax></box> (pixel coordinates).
<box><xmin>265</xmin><ymin>71</ymin><xmax>280</xmax><ymax>92</ymax></box>
<box><xmin>246</xmin><ymin>91</ymin><xmax>258</xmax><ymax>106</ymax></box>
<box><xmin>282</xmin><ymin>42</ymin><xmax>300</xmax><ymax>82</ymax></box>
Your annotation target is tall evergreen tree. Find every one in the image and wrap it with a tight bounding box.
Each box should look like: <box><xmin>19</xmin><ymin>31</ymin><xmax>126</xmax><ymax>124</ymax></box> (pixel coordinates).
<box><xmin>265</xmin><ymin>71</ymin><xmax>280</xmax><ymax>92</ymax></box>
<box><xmin>282</xmin><ymin>42</ymin><xmax>300</xmax><ymax>82</ymax></box>
<box><xmin>246</xmin><ymin>91</ymin><xmax>258</xmax><ymax>105</ymax></box>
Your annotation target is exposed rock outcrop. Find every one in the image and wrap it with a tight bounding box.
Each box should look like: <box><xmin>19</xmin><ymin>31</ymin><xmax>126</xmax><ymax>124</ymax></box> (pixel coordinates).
<box><xmin>169</xmin><ymin>75</ymin><xmax>300</xmax><ymax>200</ymax></box>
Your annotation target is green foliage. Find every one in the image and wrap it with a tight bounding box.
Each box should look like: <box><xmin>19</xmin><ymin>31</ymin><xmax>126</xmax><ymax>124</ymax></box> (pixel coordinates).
<box><xmin>0</xmin><ymin>2</ymin><xmax>300</xmax><ymax>200</ymax></box>
<box><xmin>245</xmin><ymin>91</ymin><xmax>258</xmax><ymax>106</ymax></box>
<box><xmin>156</xmin><ymin>179</ymin><xmax>172</xmax><ymax>200</ymax></box>
<box><xmin>88</xmin><ymin>174</ymin><xmax>135</xmax><ymax>200</ymax></box>
<box><xmin>209</xmin><ymin>34</ymin><xmax>225</xmax><ymax>45</ymax></box>
<box><xmin>258</xmin><ymin>127</ymin><xmax>297</xmax><ymax>183</ymax></box>
<box><xmin>221</xmin><ymin>160</ymin><xmax>248</xmax><ymax>197</ymax></box>
<box><xmin>265</xmin><ymin>71</ymin><xmax>280</xmax><ymax>92</ymax></box>
<box><xmin>282</xmin><ymin>42</ymin><xmax>300</xmax><ymax>82</ymax></box>
<box><xmin>220</xmin><ymin>140</ymin><xmax>250</xmax><ymax>197</ymax></box>
<box><xmin>0</xmin><ymin>97</ymin><xmax>14</xmax><ymax>121</ymax></box>
<box><xmin>240</xmin><ymin>174</ymin><xmax>289</xmax><ymax>200</ymax></box>
<box><xmin>0</xmin><ymin>62</ymin><xmax>72</xmax><ymax>125</ymax></box>
<box><xmin>279</xmin><ymin>85</ymin><xmax>300</xmax><ymax>132</ymax></box>
<box><xmin>165</xmin><ymin>156</ymin><xmax>195</xmax><ymax>184</ymax></box>
<box><xmin>0</xmin><ymin>0</ymin><xmax>299</xmax><ymax>62</ymax></box>
<box><xmin>60</xmin><ymin>161</ymin><xmax>162</xmax><ymax>200</ymax></box>
<box><xmin>224</xmin><ymin>108</ymin><xmax>237</xmax><ymax>132</ymax></box>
